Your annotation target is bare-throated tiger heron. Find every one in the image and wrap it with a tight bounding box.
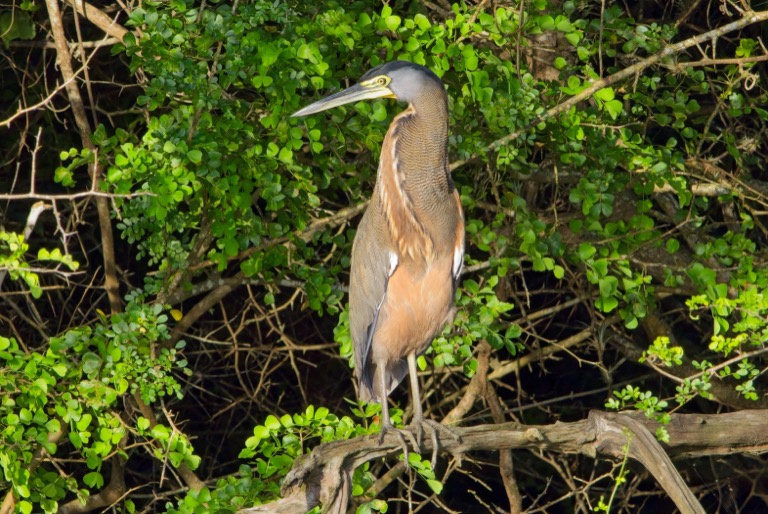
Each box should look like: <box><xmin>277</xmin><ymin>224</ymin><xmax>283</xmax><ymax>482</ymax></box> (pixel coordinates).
<box><xmin>293</xmin><ymin>61</ymin><xmax>464</xmax><ymax>448</ymax></box>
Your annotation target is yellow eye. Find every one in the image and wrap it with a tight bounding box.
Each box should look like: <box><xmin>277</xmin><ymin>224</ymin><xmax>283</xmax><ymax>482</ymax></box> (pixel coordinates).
<box><xmin>376</xmin><ymin>76</ymin><xmax>388</xmax><ymax>86</ymax></box>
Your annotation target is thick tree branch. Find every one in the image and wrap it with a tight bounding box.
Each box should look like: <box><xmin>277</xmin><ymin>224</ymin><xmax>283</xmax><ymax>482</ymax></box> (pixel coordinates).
<box><xmin>239</xmin><ymin>409</ymin><xmax>768</xmax><ymax>514</ymax></box>
<box><xmin>592</xmin><ymin>414</ymin><xmax>704</xmax><ymax>514</ymax></box>
<box><xmin>57</xmin><ymin>454</ymin><xmax>126</xmax><ymax>514</ymax></box>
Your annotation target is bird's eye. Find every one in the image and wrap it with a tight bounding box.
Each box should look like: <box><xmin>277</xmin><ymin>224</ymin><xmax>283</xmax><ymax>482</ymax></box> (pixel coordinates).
<box><xmin>377</xmin><ymin>77</ymin><xmax>388</xmax><ymax>86</ymax></box>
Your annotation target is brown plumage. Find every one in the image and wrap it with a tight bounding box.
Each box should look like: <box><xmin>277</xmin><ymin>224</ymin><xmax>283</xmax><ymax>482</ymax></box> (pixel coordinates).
<box><xmin>293</xmin><ymin>61</ymin><xmax>464</xmax><ymax>436</ymax></box>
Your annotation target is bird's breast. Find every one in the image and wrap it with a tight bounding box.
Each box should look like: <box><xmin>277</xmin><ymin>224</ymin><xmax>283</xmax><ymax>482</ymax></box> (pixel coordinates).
<box><xmin>371</xmin><ymin>250</ymin><xmax>457</xmax><ymax>364</ymax></box>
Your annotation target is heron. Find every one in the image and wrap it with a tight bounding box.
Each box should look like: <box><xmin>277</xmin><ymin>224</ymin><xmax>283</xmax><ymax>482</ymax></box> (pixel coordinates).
<box><xmin>293</xmin><ymin>61</ymin><xmax>464</xmax><ymax>450</ymax></box>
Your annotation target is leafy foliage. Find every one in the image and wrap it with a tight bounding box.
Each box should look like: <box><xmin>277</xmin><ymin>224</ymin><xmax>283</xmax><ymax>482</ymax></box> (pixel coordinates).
<box><xmin>0</xmin><ymin>298</ymin><xmax>187</xmax><ymax>513</ymax></box>
<box><xmin>1</xmin><ymin>0</ymin><xmax>767</xmax><ymax>512</ymax></box>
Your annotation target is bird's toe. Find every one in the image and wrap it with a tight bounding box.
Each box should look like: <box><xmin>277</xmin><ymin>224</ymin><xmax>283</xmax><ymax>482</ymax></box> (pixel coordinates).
<box><xmin>378</xmin><ymin>423</ymin><xmax>418</xmax><ymax>463</ymax></box>
<box><xmin>410</xmin><ymin>418</ymin><xmax>462</xmax><ymax>469</ymax></box>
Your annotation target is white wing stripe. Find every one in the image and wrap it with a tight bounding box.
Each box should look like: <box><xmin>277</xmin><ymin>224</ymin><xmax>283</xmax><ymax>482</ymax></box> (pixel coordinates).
<box><xmin>387</xmin><ymin>252</ymin><xmax>399</xmax><ymax>277</ymax></box>
<box><xmin>452</xmin><ymin>245</ymin><xmax>463</xmax><ymax>281</ymax></box>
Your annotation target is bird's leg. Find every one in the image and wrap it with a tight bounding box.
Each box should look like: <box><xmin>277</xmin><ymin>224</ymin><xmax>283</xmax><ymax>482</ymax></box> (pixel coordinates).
<box><xmin>407</xmin><ymin>352</ymin><xmax>429</xmax><ymax>446</ymax></box>
<box><xmin>407</xmin><ymin>352</ymin><xmax>437</xmax><ymax>465</ymax></box>
<box><xmin>376</xmin><ymin>364</ymin><xmax>416</xmax><ymax>462</ymax></box>
<box><xmin>407</xmin><ymin>353</ymin><xmax>461</xmax><ymax>469</ymax></box>
<box><xmin>379</xmin><ymin>377</ymin><xmax>391</xmax><ymax>429</ymax></box>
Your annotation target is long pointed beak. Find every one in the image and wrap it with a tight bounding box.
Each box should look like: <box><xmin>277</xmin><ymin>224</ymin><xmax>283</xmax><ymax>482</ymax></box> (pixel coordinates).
<box><xmin>291</xmin><ymin>83</ymin><xmax>395</xmax><ymax>117</ymax></box>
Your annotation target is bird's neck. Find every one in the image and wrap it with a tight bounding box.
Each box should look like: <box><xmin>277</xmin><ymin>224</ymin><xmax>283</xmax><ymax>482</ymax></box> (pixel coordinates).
<box><xmin>388</xmin><ymin>95</ymin><xmax>451</xmax><ymax>194</ymax></box>
<box><xmin>374</xmin><ymin>93</ymin><xmax>457</xmax><ymax>259</ymax></box>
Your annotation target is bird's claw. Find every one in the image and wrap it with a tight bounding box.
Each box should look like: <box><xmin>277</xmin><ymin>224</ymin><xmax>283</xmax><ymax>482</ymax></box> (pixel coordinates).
<box><xmin>410</xmin><ymin>419</ymin><xmax>462</xmax><ymax>470</ymax></box>
<box><xmin>378</xmin><ymin>424</ymin><xmax>418</xmax><ymax>464</ymax></box>
<box><xmin>377</xmin><ymin>420</ymin><xmax>461</xmax><ymax>470</ymax></box>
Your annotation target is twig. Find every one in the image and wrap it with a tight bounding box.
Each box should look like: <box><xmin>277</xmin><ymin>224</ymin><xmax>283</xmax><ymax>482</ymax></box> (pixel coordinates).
<box><xmin>0</xmin><ymin>191</ymin><xmax>155</xmax><ymax>201</ymax></box>
<box><xmin>487</xmin><ymin>315</ymin><xmax>621</xmax><ymax>381</ymax></box>
<box><xmin>10</xmin><ymin>37</ymin><xmax>121</xmax><ymax>48</ymax></box>
<box><xmin>485</xmin><ymin>374</ymin><xmax>523</xmax><ymax>513</ymax></box>
<box><xmin>675</xmin><ymin>54</ymin><xmax>768</xmax><ymax>68</ymax></box>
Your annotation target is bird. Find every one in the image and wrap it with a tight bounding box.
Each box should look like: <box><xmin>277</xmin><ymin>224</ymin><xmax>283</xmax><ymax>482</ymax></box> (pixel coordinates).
<box><xmin>293</xmin><ymin>61</ymin><xmax>464</xmax><ymax>448</ymax></box>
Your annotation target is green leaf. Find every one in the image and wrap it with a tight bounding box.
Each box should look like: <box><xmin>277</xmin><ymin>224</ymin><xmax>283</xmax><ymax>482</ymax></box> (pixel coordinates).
<box><xmin>186</xmin><ymin>149</ymin><xmax>202</xmax><ymax>164</ymax></box>
<box><xmin>594</xmin><ymin>87</ymin><xmax>615</xmax><ymax>102</ymax></box>
<box><xmin>55</xmin><ymin>166</ymin><xmax>75</xmax><ymax>187</ymax></box>
<box><xmin>0</xmin><ymin>10</ymin><xmax>35</xmax><ymax>44</ymax></box>
<box><xmin>605</xmin><ymin>99</ymin><xmax>623</xmax><ymax>119</ymax></box>
<box><xmin>137</xmin><ymin>417</ymin><xmax>151</xmax><ymax>431</ymax></box>
<box><xmin>565</xmin><ymin>31</ymin><xmax>581</xmax><ymax>45</ymax></box>
<box><xmin>462</xmin><ymin>46</ymin><xmax>478</xmax><ymax>71</ymax></box>
<box><xmin>77</xmin><ymin>414</ymin><xmax>93</xmax><ymax>431</ymax></box>
<box><xmin>84</xmin><ymin>471</ymin><xmax>104</xmax><ymax>488</ymax></box>
<box><xmin>264</xmin><ymin>415</ymin><xmax>281</xmax><ymax>430</ymax></box>
<box><xmin>578</xmin><ymin>243</ymin><xmax>596</xmax><ymax>260</ymax></box>
<box><xmin>384</xmin><ymin>14</ymin><xmax>401</xmax><ymax>32</ymax></box>
<box><xmin>297</xmin><ymin>43</ymin><xmax>313</xmax><ymax>60</ymax></box>
<box><xmin>596</xmin><ymin>295</ymin><xmax>618</xmax><ymax>312</ymax></box>
<box><xmin>665</xmin><ymin>239</ymin><xmax>679</xmax><ymax>254</ymax></box>
<box><xmin>278</xmin><ymin>147</ymin><xmax>292</xmax><ymax>164</ymax></box>
<box><xmin>82</xmin><ymin>352</ymin><xmax>102</xmax><ymax>375</ymax></box>
<box><xmin>426</xmin><ymin>479</ymin><xmax>443</xmax><ymax>494</ymax></box>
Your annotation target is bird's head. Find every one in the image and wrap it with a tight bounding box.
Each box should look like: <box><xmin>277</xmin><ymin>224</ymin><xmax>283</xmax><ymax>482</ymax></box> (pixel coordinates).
<box><xmin>291</xmin><ymin>61</ymin><xmax>444</xmax><ymax>117</ymax></box>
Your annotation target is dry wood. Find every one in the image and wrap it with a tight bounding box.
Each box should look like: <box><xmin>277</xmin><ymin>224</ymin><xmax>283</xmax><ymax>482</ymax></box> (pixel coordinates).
<box><xmin>240</xmin><ymin>409</ymin><xmax>768</xmax><ymax>514</ymax></box>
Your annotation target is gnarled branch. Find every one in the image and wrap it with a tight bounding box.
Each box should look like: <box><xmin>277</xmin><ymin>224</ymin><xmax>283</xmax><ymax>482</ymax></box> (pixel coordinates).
<box><xmin>240</xmin><ymin>409</ymin><xmax>768</xmax><ymax>514</ymax></box>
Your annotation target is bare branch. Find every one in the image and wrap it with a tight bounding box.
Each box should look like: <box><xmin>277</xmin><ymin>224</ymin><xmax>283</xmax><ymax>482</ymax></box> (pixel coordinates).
<box><xmin>240</xmin><ymin>409</ymin><xmax>768</xmax><ymax>514</ymax></box>
<box><xmin>66</xmin><ymin>0</ymin><xmax>129</xmax><ymax>42</ymax></box>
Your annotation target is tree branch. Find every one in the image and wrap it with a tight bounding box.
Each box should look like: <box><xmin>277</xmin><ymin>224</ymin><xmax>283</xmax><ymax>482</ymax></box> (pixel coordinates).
<box><xmin>240</xmin><ymin>409</ymin><xmax>768</xmax><ymax>514</ymax></box>
<box><xmin>57</xmin><ymin>454</ymin><xmax>126</xmax><ymax>514</ymax></box>
<box><xmin>66</xmin><ymin>0</ymin><xmax>129</xmax><ymax>42</ymax></box>
<box><xmin>612</xmin><ymin>315</ymin><xmax>768</xmax><ymax>411</ymax></box>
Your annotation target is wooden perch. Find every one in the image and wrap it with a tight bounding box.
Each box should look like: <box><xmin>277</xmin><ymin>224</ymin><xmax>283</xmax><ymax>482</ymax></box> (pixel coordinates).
<box><xmin>240</xmin><ymin>409</ymin><xmax>768</xmax><ymax>514</ymax></box>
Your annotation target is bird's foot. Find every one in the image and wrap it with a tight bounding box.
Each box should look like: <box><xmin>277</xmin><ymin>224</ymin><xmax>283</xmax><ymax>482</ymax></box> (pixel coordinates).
<box><xmin>377</xmin><ymin>423</ymin><xmax>418</xmax><ymax>464</ymax></box>
<box><xmin>410</xmin><ymin>418</ymin><xmax>462</xmax><ymax>470</ymax></box>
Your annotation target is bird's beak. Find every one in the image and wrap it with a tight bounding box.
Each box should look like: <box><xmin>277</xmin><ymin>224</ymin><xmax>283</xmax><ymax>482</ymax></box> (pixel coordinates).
<box><xmin>291</xmin><ymin>83</ymin><xmax>395</xmax><ymax>117</ymax></box>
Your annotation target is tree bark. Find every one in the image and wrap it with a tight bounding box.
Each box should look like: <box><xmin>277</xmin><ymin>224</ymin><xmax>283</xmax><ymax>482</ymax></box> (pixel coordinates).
<box><xmin>240</xmin><ymin>409</ymin><xmax>768</xmax><ymax>514</ymax></box>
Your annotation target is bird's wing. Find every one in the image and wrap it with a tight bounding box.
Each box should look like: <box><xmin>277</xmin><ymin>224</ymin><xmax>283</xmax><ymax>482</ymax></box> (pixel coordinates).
<box><xmin>348</xmin><ymin>207</ymin><xmax>397</xmax><ymax>400</ymax></box>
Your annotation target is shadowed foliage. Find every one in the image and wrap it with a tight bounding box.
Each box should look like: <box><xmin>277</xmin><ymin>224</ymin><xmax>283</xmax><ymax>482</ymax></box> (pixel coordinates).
<box><xmin>0</xmin><ymin>0</ymin><xmax>767</xmax><ymax>513</ymax></box>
